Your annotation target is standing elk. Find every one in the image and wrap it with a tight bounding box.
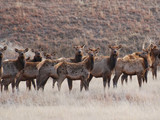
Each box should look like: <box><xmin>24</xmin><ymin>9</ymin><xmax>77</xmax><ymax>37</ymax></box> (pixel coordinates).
<box><xmin>80</xmin><ymin>45</ymin><xmax>122</xmax><ymax>91</ymax></box>
<box><xmin>25</xmin><ymin>49</ymin><xmax>42</xmax><ymax>90</ymax></box>
<box><xmin>112</xmin><ymin>48</ymin><xmax>152</xmax><ymax>88</ymax></box>
<box><xmin>52</xmin><ymin>45</ymin><xmax>85</xmax><ymax>90</ymax></box>
<box><xmin>1</xmin><ymin>48</ymin><xmax>28</xmax><ymax>92</ymax></box>
<box><xmin>43</xmin><ymin>52</ymin><xmax>56</xmax><ymax>60</ymax></box>
<box><xmin>55</xmin><ymin>51</ymin><xmax>94</xmax><ymax>91</ymax></box>
<box><xmin>0</xmin><ymin>46</ymin><xmax>7</xmax><ymax>91</ymax></box>
<box><xmin>148</xmin><ymin>44</ymin><xmax>160</xmax><ymax>79</ymax></box>
<box><xmin>36</xmin><ymin>45</ymin><xmax>85</xmax><ymax>91</ymax></box>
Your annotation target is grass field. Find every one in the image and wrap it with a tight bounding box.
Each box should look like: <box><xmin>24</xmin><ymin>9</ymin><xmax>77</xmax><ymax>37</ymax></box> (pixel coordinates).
<box><xmin>0</xmin><ymin>72</ymin><xmax>160</xmax><ymax>120</ymax></box>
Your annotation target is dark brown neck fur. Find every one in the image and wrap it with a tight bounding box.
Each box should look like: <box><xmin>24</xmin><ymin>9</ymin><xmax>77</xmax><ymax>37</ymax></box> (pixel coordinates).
<box><xmin>31</xmin><ymin>56</ymin><xmax>42</xmax><ymax>62</ymax></box>
<box><xmin>108</xmin><ymin>54</ymin><xmax>118</xmax><ymax>71</ymax></box>
<box><xmin>0</xmin><ymin>57</ymin><xmax>2</xmax><ymax>68</ymax></box>
<box><xmin>15</xmin><ymin>56</ymin><xmax>26</xmax><ymax>71</ymax></box>
<box><xmin>85</xmin><ymin>56</ymin><xmax>94</xmax><ymax>71</ymax></box>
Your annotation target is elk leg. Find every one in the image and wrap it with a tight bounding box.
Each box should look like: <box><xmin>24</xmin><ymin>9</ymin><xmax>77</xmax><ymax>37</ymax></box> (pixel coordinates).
<box><xmin>107</xmin><ymin>75</ymin><xmax>111</xmax><ymax>88</ymax></box>
<box><xmin>57</xmin><ymin>76</ymin><xmax>65</xmax><ymax>91</ymax></box>
<box><xmin>121</xmin><ymin>74</ymin><xmax>127</xmax><ymax>85</ymax></box>
<box><xmin>81</xmin><ymin>74</ymin><xmax>93</xmax><ymax>91</ymax></box>
<box><xmin>144</xmin><ymin>71</ymin><xmax>148</xmax><ymax>83</ymax></box>
<box><xmin>82</xmin><ymin>79</ymin><xmax>88</xmax><ymax>91</ymax></box>
<box><xmin>26</xmin><ymin>80</ymin><xmax>31</xmax><ymax>90</ymax></box>
<box><xmin>36</xmin><ymin>75</ymin><xmax>49</xmax><ymax>90</ymax></box>
<box><xmin>87</xmin><ymin>74</ymin><xmax>93</xmax><ymax>88</ymax></box>
<box><xmin>113</xmin><ymin>73</ymin><xmax>121</xmax><ymax>88</ymax></box>
<box><xmin>4</xmin><ymin>85</ymin><xmax>8</xmax><ymax>91</ymax></box>
<box><xmin>16</xmin><ymin>78</ymin><xmax>21</xmax><ymax>91</ymax></box>
<box><xmin>52</xmin><ymin>78</ymin><xmax>57</xmax><ymax>89</ymax></box>
<box><xmin>67</xmin><ymin>78</ymin><xmax>72</xmax><ymax>92</ymax></box>
<box><xmin>40</xmin><ymin>76</ymin><xmax>49</xmax><ymax>91</ymax></box>
<box><xmin>1</xmin><ymin>80</ymin><xmax>3</xmax><ymax>92</ymax></box>
<box><xmin>137</xmin><ymin>74</ymin><xmax>142</xmax><ymax>87</ymax></box>
<box><xmin>103</xmin><ymin>74</ymin><xmax>107</xmax><ymax>91</ymax></box>
<box><xmin>11</xmin><ymin>80</ymin><xmax>15</xmax><ymax>93</ymax></box>
<box><xmin>31</xmin><ymin>79</ymin><xmax>36</xmax><ymax>90</ymax></box>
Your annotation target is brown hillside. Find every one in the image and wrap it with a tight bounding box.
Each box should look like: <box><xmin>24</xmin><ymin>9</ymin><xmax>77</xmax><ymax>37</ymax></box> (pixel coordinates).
<box><xmin>0</xmin><ymin>0</ymin><xmax>160</xmax><ymax>57</ymax></box>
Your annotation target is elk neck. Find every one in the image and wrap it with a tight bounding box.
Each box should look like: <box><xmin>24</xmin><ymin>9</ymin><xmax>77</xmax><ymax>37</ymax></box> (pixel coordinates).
<box><xmin>85</xmin><ymin>55</ymin><xmax>94</xmax><ymax>71</ymax></box>
<box><xmin>108</xmin><ymin>53</ymin><xmax>118</xmax><ymax>71</ymax></box>
<box><xmin>16</xmin><ymin>56</ymin><xmax>26</xmax><ymax>71</ymax></box>
<box><xmin>75</xmin><ymin>53</ymin><xmax>82</xmax><ymax>62</ymax></box>
<box><xmin>0</xmin><ymin>56</ymin><xmax>2</xmax><ymax>68</ymax></box>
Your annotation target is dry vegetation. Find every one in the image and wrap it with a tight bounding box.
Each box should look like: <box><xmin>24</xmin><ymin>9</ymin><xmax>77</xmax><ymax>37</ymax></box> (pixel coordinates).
<box><xmin>0</xmin><ymin>0</ymin><xmax>160</xmax><ymax>57</ymax></box>
<box><xmin>0</xmin><ymin>73</ymin><xmax>160</xmax><ymax>120</ymax></box>
<box><xmin>0</xmin><ymin>0</ymin><xmax>160</xmax><ymax>119</ymax></box>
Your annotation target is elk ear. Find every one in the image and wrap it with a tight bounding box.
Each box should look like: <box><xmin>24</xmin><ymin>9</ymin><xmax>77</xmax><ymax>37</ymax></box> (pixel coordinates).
<box><xmin>135</xmin><ymin>52</ymin><xmax>140</xmax><ymax>56</ymax></box>
<box><xmin>26</xmin><ymin>56</ymin><xmax>30</xmax><ymax>61</ymax></box>
<box><xmin>43</xmin><ymin>52</ymin><xmax>47</xmax><ymax>57</ymax></box>
<box><xmin>15</xmin><ymin>48</ymin><xmax>19</xmax><ymax>52</ymax></box>
<box><xmin>118</xmin><ymin>45</ymin><xmax>122</xmax><ymax>49</ymax></box>
<box><xmin>31</xmin><ymin>49</ymin><xmax>34</xmax><ymax>52</ymax></box>
<box><xmin>3</xmin><ymin>46</ymin><xmax>7</xmax><ymax>51</ymax></box>
<box><xmin>24</xmin><ymin>48</ymin><xmax>29</xmax><ymax>52</ymax></box>
<box><xmin>81</xmin><ymin>44</ymin><xmax>85</xmax><ymax>49</ymax></box>
<box><xmin>89</xmin><ymin>48</ymin><xmax>93</xmax><ymax>51</ymax></box>
<box><xmin>52</xmin><ymin>52</ymin><xmax>56</xmax><ymax>56</ymax></box>
<box><xmin>96</xmin><ymin>47</ymin><xmax>100</xmax><ymax>51</ymax></box>
<box><xmin>108</xmin><ymin>45</ymin><xmax>112</xmax><ymax>49</ymax></box>
<box><xmin>73</xmin><ymin>46</ymin><xmax>77</xmax><ymax>49</ymax></box>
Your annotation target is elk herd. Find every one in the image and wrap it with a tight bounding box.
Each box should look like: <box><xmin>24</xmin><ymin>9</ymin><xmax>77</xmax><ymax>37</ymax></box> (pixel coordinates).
<box><xmin>0</xmin><ymin>43</ymin><xmax>160</xmax><ymax>93</ymax></box>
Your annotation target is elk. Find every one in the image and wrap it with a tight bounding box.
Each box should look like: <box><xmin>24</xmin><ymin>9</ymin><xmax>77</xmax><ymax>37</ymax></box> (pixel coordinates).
<box><xmin>0</xmin><ymin>46</ymin><xmax>7</xmax><ymax>89</ymax></box>
<box><xmin>43</xmin><ymin>52</ymin><xmax>56</xmax><ymax>60</ymax></box>
<box><xmin>36</xmin><ymin>59</ymin><xmax>61</xmax><ymax>90</ymax></box>
<box><xmin>25</xmin><ymin>49</ymin><xmax>42</xmax><ymax>90</ymax></box>
<box><xmin>112</xmin><ymin>49</ymin><xmax>152</xmax><ymax>88</ymax></box>
<box><xmin>121</xmin><ymin>52</ymin><xmax>141</xmax><ymax>85</ymax></box>
<box><xmin>1</xmin><ymin>48</ymin><xmax>28</xmax><ymax>92</ymax></box>
<box><xmin>81</xmin><ymin>45</ymin><xmax>122</xmax><ymax>91</ymax></box>
<box><xmin>53</xmin><ymin>45</ymin><xmax>85</xmax><ymax>90</ymax></box>
<box><xmin>36</xmin><ymin>45</ymin><xmax>85</xmax><ymax>90</ymax></box>
<box><xmin>55</xmin><ymin>51</ymin><xmax>94</xmax><ymax>91</ymax></box>
<box><xmin>148</xmin><ymin>44</ymin><xmax>160</xmax><ymax>79</ymax></box>
<box><xmin>67</xmin><ymin>47</ymin><xmax>100</xmax><ymax>91</ymax></box>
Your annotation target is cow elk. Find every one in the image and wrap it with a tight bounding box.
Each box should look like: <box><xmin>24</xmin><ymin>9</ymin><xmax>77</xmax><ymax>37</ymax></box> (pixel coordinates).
<box><xmin>1</xmin><ymin>48</ymin><xmax>28</xmax><ymax>92</ymax></box>
<box><xmin>56</xmin><ymin>51</ymin><xmax>94</xmax><ymax>92</ymax></box>
<box><xmin>113</xmin><ymin>48</ymin><xmax>152</xmax><ymax>88</ymax></box>
<box><xmin>81</xmin><ymin>45</ymin><xmax>122</xmax><ymax>91</ymax></box>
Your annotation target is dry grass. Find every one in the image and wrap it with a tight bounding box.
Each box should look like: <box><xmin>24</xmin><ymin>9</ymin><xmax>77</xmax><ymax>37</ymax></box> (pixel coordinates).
<box><xmin>0</xmin><ymin>72</ymin><xmax>160</xmax><ymax>120</ymax></box>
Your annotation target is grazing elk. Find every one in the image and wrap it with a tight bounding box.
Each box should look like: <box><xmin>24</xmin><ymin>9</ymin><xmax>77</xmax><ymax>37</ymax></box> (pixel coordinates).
<box><xmin>25</xmin><ymin>49</ymin><xmax>42</xmax><ymax>90</ymax></box>
<box><xmin>112</xmin><ymin>49</ymin><xmax>152</xmax><ymax>88</ymax></box>
<box><xmin>56</xmin><ymin>51</ymin><xmax>94</xmax><ymax>91</ymax></box>
<box><xmin>81</xmin><ymin>45</ymin><xmax>122</xmax><ymax>91</ymax></box>
<box><xmin>1</xmin><ymin>48</ymin><xmax>28</xmax><ymax>92</ymax></box>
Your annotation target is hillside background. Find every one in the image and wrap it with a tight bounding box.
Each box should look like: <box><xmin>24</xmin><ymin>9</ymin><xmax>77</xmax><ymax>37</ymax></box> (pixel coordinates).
<box><xmin>0</xmin><ymin>0</ymin><xmax>160</xmax><ymax>58</ymax></box>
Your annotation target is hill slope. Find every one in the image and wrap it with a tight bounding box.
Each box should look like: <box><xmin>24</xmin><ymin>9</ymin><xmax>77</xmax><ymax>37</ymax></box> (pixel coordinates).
<box><xmin>0</xmin><ymin>0</ymin><xmax>160</xmax><ymax>57</ymax></box>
